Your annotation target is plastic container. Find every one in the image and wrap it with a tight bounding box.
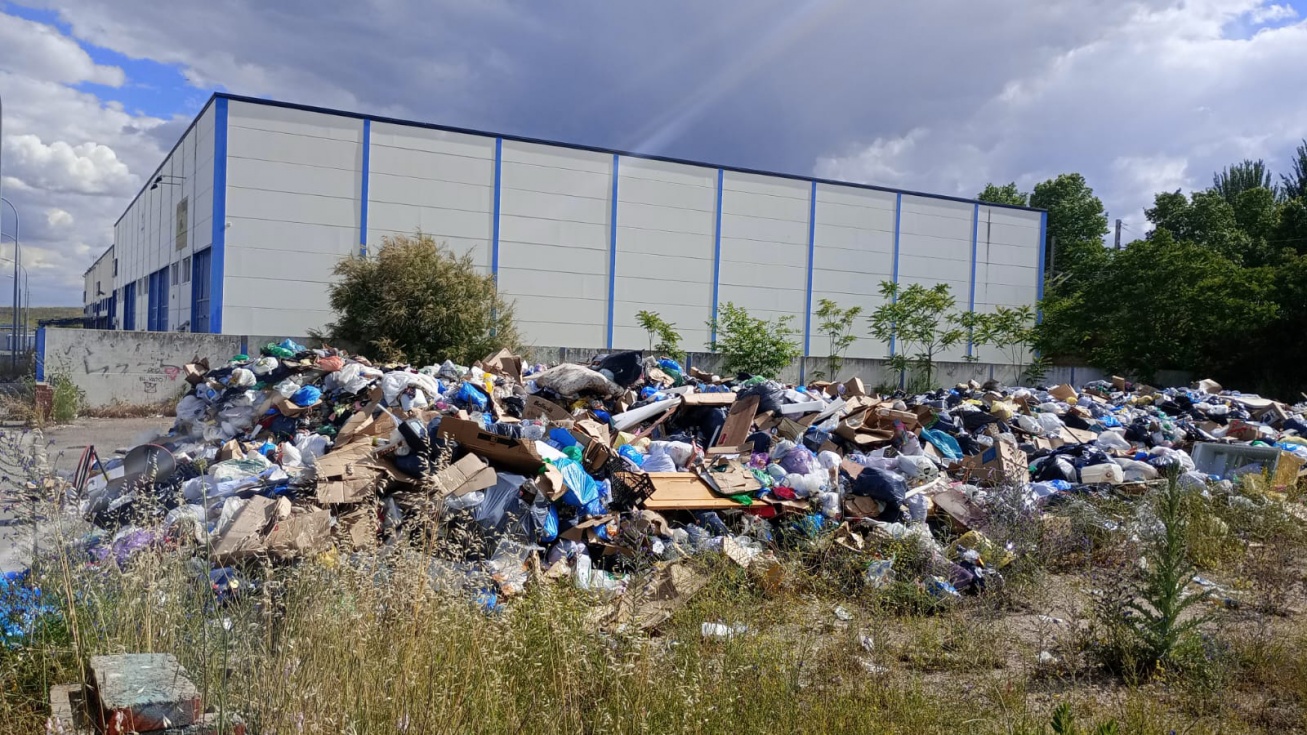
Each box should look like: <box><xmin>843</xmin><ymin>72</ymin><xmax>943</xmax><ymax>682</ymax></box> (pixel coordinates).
<box><xmin>1190</xmin><ymin>442</ymin><xmax>1283</xmax><ymax>479</ymax></box>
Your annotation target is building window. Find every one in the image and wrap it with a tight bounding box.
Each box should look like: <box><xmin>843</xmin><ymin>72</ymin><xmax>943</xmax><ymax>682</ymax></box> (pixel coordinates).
<box><xmin>182</xmin><ymin>256</ymin><xmax>191</xmax><ymax>283</ymax></box>
<box><xmin>171</xmin><ymin>262</ymin><xmax>179</xmax><ymax>286</ymax></box>
<box><xmin>113</xmin><ymin>258</ymin><xmax>118</xmax><ymax>276</ymax></box>
<box><xmin>176</xmin><ymin>198</ymin><xmax>189</xmax><ymax>251</ymax></box>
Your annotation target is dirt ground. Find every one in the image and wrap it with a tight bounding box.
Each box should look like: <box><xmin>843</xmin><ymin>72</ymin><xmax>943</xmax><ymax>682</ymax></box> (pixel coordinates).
<box><xmin>37</xmin><ymin>416</ymin><xmax>175</xmax><ymax>474</ymax></box>
<box><xmin>0</xmin><ymin>416</ymin><xmax>173</xmax><ymax>573</ymax></box>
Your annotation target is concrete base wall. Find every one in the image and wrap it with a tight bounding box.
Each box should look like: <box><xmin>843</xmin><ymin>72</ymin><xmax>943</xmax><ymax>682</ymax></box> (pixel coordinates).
<box><xmin>42</xmin><ymin>329</ymin><xmax>1192</xmax><ymax>408</ymax></box>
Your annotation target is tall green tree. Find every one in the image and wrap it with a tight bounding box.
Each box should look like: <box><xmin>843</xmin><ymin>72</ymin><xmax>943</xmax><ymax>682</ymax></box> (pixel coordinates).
<box><xmin>868</xmin><ymin>282</ymin><xmax>966</xmax><ymax>390</ymax></box>
<box><xmin>1030</xmin><ymin>174</ymin><xmax>1110</xmax><ymax>277</ymax></box>
<box><xmin>1279</xmin><ymin>140</ymin><xmax>1307</xmax><ymax>202</ymax></box>
<box><xmin>323</xmin><ymin>232</ymin><xmax>519</xmax><ymax>365</ymax></box>
<box><xmin>977</xmin><ymin>182</ymin><xmax>1028</xmax><ymax>207</ymax></box>
<box><xmin>1212</xmin><ymin>159</ymin><xmax>1272</xmax><ymax>205</ymax></box>
<box><xmin>706</xmin><ymin>302</ymin><xmax>801</xmax><ymax>378</ymax></box>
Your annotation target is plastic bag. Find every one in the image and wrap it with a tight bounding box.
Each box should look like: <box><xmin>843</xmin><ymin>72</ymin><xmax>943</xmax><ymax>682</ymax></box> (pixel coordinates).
<box><xmin>554</xmin><ymin>458</ymin><xmax>606</xmax><ymax>517</ymax></box>
<box><xmin>176</xmin><ymin>395</ymin><xmax>207</xmax><ymax>422</ymax></box>
<box><xmin>921</xmin><ymin>429</ymin><xmax>962</xmax><ymax>460</ymax></box>
<box><xmin>597</xmin><ymin>351</ymin><xmax>644</xmax><ymax>387</ymax></box>
<box><xmin>454</xmin><ymin>382</ymin><xmax>489</xmax><ymax>411</ymax></box>
<box><xmin>845</xmin><ymin>466</ymin><xmax>907</xmax><ymax>522</ymax></box>
<box><xmin>290</xmin><ymin>385</ymin><xmax>321</xmax><ymax>407</ymax></box>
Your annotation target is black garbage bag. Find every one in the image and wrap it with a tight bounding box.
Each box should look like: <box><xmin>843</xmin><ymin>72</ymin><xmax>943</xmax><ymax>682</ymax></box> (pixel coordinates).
<box><xmin>598</xmin><ymin>350</ymin><xmax>644</xmax><ymax>388</ymax></box>
<box><xmin>843</xmin><ymin>466</ymin><xmax>906</xmax><ymax>522</ymax></box>
<box><xmin>959</xmin><ymin>410</ymin><xmax>1000</xmax><ymax>434</ymax></box>
<box><xmin>746</xmin><ymin>430</ymin><xmax>772</xmax><ymax>455</ymax></box>
<box><xmin>802</xmin><ymin>427</ymin><xmax>831</xmax><ymax>453</ymax></box>
<box><xmin>394</xmin><ymin>419</ymin><xmax>432</xmax><ymax>479</ymax></box>
<box><xmin>1031</xmin><ymin>455</ymin><xmax>1078</xmax><ymax>483</ymax></box>
<box><xmin>501</xmin><ymin>395</ymin><xmax>525</xmax><ymax>419</ymax></box>
<box><xmin>737</xmin><ymin>380</ymin><xmax>786</xmax><ymax>416</ymax></box>
<box><xmin>1124</xmin><ymin>417</ymin><xmax>1153</xmax><ymax>444</ymax></box>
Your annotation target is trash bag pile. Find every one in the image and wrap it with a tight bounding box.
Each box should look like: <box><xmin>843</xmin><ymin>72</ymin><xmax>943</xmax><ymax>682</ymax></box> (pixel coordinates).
<box><xmin>79</xmin><ymin>343</ymin><xmax>1307</xmax><ymax>623</ymax></box>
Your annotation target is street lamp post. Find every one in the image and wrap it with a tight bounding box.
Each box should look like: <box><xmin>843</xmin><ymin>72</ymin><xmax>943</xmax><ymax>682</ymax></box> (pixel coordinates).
<box><xmin>0</xmin><ymin>242</ymin><xmax>28</xmax><ymax>351</ymax></box>
<box><xmin>0</xmin><ymin>197</ymin><xmax>18</xmax><ymax>368</ymax></box>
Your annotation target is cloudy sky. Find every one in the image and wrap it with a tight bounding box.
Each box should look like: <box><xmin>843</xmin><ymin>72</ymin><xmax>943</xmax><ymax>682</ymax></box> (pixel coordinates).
<box><xmin>1</xmin><ymin>0</ymin><xmax>1306</xmax><ymax>305</ymax></box>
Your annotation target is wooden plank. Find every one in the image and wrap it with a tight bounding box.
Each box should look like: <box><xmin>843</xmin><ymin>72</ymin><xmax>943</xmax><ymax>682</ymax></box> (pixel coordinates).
<box><xmin>642</xmin><ymin>472</ymin><xmax>757</xmax><ymax>510</ymax></box>
<box><xmin>716</xmin><ymin>394</ymin><xmax>760</xmax><ymax>448</ymax></box>
<box><xmin>681</xmin><ymin>392</ymin><xmax>737</xmax><ymax>407</ymax></box>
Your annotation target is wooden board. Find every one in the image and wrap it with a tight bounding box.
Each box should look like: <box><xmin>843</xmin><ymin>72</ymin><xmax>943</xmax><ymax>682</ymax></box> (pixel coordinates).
<box><xmin>716</xmin><ymin>394</ymin><xmax>760</xmax><ymax>448</ymax></box>
<box><xmin>642</xmin><ymin>472</ymin><xmax>758</xmax><ymax>510</ymax></box>
<box><xmin>681</xmin><ymin>392</ymin><xmax>737</xmax><ymax>407</ymax></box>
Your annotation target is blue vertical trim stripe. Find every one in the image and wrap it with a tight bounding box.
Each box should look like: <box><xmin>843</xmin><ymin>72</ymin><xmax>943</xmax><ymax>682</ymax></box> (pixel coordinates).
<box><xmin>35</xmin><ymin>327</ymin><xmax>45</xmax><ymax>382</ymax></box>
<box><xmin>210</xmin><ymin>97</ymin><xmax>228</xmax><ymax>334</ymax></box>
<box><xmin>967</xmin><ymin>202</ymin><xmax>980</xmax><ymax>356</ymax></box>
<box><xmin>802</xmin><ymin>180</ymin><xmax>817</xmax><ymax>364</ymax></box>
<box><xmin>710</xmin><ymin>169</ymin><xmax>724</xmax><ymax>344</ymax></box>
<box><xmin>492</xmin><ymin>138</ymin><xmax>503</xmax><ymax>281</ymax></box>
<box><xmin>606</xmin><ymin>154</ymin><xmax>620</xmax><ymax>349</ymax></box>
<box><xmin>1036</xmin><ymin>210</ymin><xmax>1048</xmax><ymax>323</ymax></box>
<box><xmin>359</xmin><ymin>119</ymin><xmax>371</xmax><ymax>256</ymax></box>
<box><xmin>889</xmin><ymin>192</ymin><xmax>903</xmax><ymax>356</ymax></box>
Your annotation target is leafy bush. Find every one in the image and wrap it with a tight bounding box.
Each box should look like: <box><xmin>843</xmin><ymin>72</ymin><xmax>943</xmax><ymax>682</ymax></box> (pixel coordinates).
<box><xmin>812</xmin><ymin>298</ymin><xmax>861</xmax><ymax>381</ymax></box>
<box><xmin>635</xmin><ymin>310</ymin><xmax>684</xmax><ymax>359</ymax></box>
<box><xmin>706</xmin><ymin>302</ymin><xmax>801</xmax><ymax>378</ymax></box>
<box><xmin>322</xmin><ymin>232</ymin><xmax>519</xmax><ymax>366</ymax></box>
<box><xmin>867</xmin><ymin>282</ymin><xmax>966</xmax><ymax>391</ymax></box>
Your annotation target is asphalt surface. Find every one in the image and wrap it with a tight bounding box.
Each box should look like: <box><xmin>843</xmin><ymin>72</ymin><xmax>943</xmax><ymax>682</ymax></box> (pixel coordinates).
<box><xmin>0</xmin><ymin>417</ymin><xmax>173</xmax><ymax>573</ymax></box>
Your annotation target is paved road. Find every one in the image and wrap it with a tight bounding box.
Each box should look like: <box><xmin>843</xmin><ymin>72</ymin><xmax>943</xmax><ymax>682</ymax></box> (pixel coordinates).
<box><xmin>0</xmin><ymin>417</ymin><xmax>173</xmax><ymax>573</ymax></box>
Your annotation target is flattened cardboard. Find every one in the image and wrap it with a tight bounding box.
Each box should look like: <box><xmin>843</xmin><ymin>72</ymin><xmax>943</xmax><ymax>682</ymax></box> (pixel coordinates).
<box><xmin>437</xmin><ymin>416</ymin><xmax>545</xmax><ymax>475</ymax></box>
<box><xmin>315</xmin><ymin>441</ymin><xmax>381</xmax><ymax>504</ymax></box>
<box><xmin>211</xmin><ymin>496</ymin><xmax>278</xmax><ymax>561</ymax></box>
<box><xmin>337</xmin><ymin>506</ymin><xmax>378</xmax><ymax>549</ymax></box>
<box><xmin>1048</xmin><ymin>384</ymin><xmax>1078</xmax><ymax>403</ymax></box>
<box><xmin>1111</xmin><ymin>376</ymin><xmax>1128</xmax><ymax>391</ymax></box>
<box><xmin>606</xmin><ymin>563</ymin><xmax>707</xmax><ymax>631</ymax></box>
<box><xmin>184</xmin><ymin>359</ymin><xmax>210</xmax><ymax>385</ymax></box>
<box><xmin>264</xmin><ymin>509</ymin><xmax>332</xmax><ymax>560</ymax></box>
<box><xmin>932</xmin><ymin>488</ymin><xmax>979</xmax><ymax>530</ymax></box>
<box><xmin>273</xmin><ymin>394</ymin><xmax>320</xmax><ymax>418</ymax></box>
<box><xmin>524</xmin><ymin>395</ymin><xmax>571</xmax><ymax>422</ymax></box>
<box><xmin>433</xmin><ymin>453</ymin><xmax>498</xmax><ymax>497</ymax></box>
<box><xmin>844</xmin><ymin>495</ymin><xmax>883</xmax><ymax>519</ymax></box>
<box><xmin>716</xmin><ymin>394</ymin><xmax>760</xmax><ymax>448</ymax></box>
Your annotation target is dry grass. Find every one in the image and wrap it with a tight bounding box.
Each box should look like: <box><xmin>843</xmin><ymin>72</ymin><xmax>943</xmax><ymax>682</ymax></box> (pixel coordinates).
<box><xmin>79</xmin><ymin>398</ymin><xmax>176</xmax><ymax>419</ymax></box>
<box><xmin>4</xmin><ymin>462</ymin><xmax>1307</xmax><ymax>732</ymax></box>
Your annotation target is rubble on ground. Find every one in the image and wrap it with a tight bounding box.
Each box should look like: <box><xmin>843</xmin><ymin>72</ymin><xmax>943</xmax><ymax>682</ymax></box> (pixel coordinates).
<box><xmin>61</xmin><ymin>340</ymin><xmax>1307</xmax><ymax>624</ymax></box>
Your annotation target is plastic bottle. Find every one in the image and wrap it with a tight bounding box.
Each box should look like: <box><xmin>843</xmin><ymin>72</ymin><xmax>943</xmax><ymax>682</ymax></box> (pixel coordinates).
<box><xmin>574</xmin><ymin>554</ymin><xmax>592</xmax><ymax>590</ymax></box>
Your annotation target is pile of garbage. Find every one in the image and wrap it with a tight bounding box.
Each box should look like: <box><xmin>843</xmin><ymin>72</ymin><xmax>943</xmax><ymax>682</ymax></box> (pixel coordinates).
<box><xmin>77</xmin><ymin>340</ymin><xmax>1307</xmax><ymax>621</ymax></box>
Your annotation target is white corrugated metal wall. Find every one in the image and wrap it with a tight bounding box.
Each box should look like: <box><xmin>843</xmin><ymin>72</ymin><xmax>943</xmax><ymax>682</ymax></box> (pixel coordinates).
<box><xmin>106</xmin><ymin>95</ymin><xmax>1046</xmax><ymax>365</ymax></box>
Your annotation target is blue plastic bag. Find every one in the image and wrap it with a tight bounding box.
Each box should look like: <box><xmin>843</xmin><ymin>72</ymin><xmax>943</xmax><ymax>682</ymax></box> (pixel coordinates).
<box><xmin>554</xmin><ymin>458</ymin><xmax>607</xmax><ymax>517</ymax></box>
<box><xmin>455</xmin><ymin>382</ymin><xmax>489</xmax><ymax>411</ymax></box>
<box><xmin>921</xmin><ymin>429</ymin><xmax>962</xmax><ymax>460</ymax></box>
<box><xmin>278</xmin><ymin>338</ymin><xmax>307</xmax><ymax>354</ymax></box>
<box><xmin>290</xmin><ymin>385</ymin><xmax>321</xmax><ymax>407</ymax></box>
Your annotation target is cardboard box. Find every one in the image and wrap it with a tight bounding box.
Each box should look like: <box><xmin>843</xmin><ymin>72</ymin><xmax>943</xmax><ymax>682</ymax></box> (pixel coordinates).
<box><xmin>183</xmin><ymin>360</ymin><xmax>210</xmax><ymax>385</ymax></box>
<box><xmin>264</xmin><ymin>509</ymin><xmax>332</xmax><ymax>560</ymax></box>
<box><xmin>482</xmin><ymin>348</ymin><xmax>523</xmax><ymax>383</ymax></box>
<box><xmin>433</xmin><ymin>453</ymin><xmax>498</xmax><ymax>497</ymax></box>
<box><xmin>844</xmin><ymin>377</ymin><xmax>867</xmax><ymax>397</ymax></box>
<box><xmin>534</xmin><ymin>464</ymin><xmax>568</xmax><ymax>502</ymax></box>
<box><xmin>959</xmin><ymin>441</ymin><xmax>1028</xmax><ymax>486</ymax></box>
<box><xmin>337</xmin><ymin>506</ymin><xmax>378</xmax><ymax>549</ymax></box>
<box><xmin>217</xmin><ymin>439</ymin><xmax>245</xmax><ymax>462</ymax></box>
<box><xmin>211</xmin><ymin>496</ymin><xmax>279</xmax><ymax>561</ymax></box>
<box><xmin>844</xmin><ymin>495</ymin><xmax>884</xmax><ymax>519</ymax></box>
<box><xmin>273</xmin><ymin>393</ymin><xmax>320</xmax><ymax>418</ymax></box>
<box><xmin>716</xmin><ymin>394</ymin><xmax>760</xmax><ymax>448</ymax></box>
<box><xmin>524</xmin><ymin>395</ymin><xmax>571</xmax><ymax>422</ymax></box>
<box><xmin>932</xmin><ymin>488</ymin><xmax>980</xmax><ymax>530</ymax></box>
<box><xmin>437</xmin><ymin>417</ymin><xmax>545</xmax><ymax>475</ymax></box>
<box><xmin>1111</xmin><ymin>376</ymin><xmax>1127</xmax><ymax>391</ymax></box>
<box><xmin>315</xmin><ymin>441</ymin><xmax>381</xmax><ymax>504</ymax></box>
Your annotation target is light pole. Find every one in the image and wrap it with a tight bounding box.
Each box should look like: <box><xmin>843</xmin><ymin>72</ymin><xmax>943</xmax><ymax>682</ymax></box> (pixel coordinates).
<box><xmin>0</xmin><ymin>197</ymin><xmax>17</xmax><ymax>368</ymax></box>
<box><xmin>0</xmin><ymin>243</ymin><xmax>28</xmax><ymax>350</ymax></box>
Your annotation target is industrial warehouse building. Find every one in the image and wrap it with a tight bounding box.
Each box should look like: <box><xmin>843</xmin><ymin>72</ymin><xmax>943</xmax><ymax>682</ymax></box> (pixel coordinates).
<box><xmin>84</xmin><ymin>93</ymin><xmax>1047</xmax><ymax>363</ymax></box>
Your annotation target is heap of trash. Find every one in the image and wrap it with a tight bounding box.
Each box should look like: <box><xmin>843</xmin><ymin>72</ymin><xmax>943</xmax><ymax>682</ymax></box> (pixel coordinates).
<box><xmin>75</xmin><ymin>340</ymin><xmax>1307</xmax><ymax>622</ymax></box>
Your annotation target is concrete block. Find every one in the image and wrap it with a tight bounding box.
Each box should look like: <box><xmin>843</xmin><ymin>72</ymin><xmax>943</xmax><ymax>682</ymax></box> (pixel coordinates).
<box><xmin>91</xmin><ymin>653</ymin><xmax>202</xmax><ymax>735</ymax></box>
